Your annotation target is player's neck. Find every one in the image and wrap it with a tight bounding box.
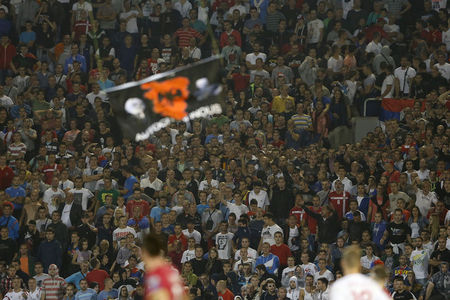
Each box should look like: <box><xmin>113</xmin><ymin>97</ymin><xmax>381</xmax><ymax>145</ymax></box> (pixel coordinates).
<box><xmin>146</xmin><ymin>257</ymin><xmax>167</xmax><ymax>271</ymax></box>
<box><xmin>344</xmin><ymin>268</ymin><xmax>360</xmax><ymax>275</ymax></box>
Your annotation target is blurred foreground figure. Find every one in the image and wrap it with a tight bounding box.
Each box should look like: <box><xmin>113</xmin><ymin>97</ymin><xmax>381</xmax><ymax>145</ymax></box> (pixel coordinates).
<box><xmin>143</xmin><ymin>234</ymin><xmax>188</xmax><ymax>300</ymax></box>
<box><xmin>330</xmin><ymin>245</ymin><xmax>391</xmax><ymax>300</ymax></box>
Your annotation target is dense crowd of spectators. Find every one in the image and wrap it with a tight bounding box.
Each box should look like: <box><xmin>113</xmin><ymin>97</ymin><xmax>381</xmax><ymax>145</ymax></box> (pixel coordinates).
<box><xmin>0</xmin><ymin>0</ymin><xmax>449</xmax><ymax>299</ymax></box>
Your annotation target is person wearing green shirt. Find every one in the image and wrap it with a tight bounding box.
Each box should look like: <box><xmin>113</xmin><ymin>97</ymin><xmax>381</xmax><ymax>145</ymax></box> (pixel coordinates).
<box><xmin>98</xmin><ymin>177</ymin><xmax>119</xmax><ymax>206</ymax></box>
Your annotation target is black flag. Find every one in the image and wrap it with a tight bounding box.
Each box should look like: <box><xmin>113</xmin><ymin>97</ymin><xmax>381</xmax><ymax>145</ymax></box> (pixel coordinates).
<box><xmin>107</xmin><ymin>56</ymin><xmax>224</xmax><ymax>141</ymax></box>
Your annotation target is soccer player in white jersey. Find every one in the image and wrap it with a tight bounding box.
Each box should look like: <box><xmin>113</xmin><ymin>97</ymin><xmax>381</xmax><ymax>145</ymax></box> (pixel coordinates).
<box><xmin>330</xmin><ymin>245</ymin><xmax>391</xmax><ymax>300</ymax></box>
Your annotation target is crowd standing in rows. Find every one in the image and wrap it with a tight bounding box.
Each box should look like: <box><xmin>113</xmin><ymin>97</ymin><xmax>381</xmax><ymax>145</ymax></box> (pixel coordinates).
<box><xmin>0</xmin><ymin>0</ymin><xmax>450</xmax><ymax>299</ymax></box>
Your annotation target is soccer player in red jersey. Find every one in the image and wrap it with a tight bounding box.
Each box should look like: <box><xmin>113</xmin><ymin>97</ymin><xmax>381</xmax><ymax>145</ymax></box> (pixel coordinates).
<box><xmin>143</xmin><ymin>234</ymin><xmax>188</xmax><ymax>300</ymax></box>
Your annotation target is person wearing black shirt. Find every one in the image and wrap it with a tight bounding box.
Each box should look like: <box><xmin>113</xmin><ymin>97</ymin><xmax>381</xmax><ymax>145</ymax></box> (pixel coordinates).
<box><xmin>183</xmin><ymin>169</ymin><xmax>199</xmax><ymax>202</ymax></box>
<box><xmin>0</xmin><ymin>226</ymin><xmax>17</xmax><ymax>264</ymax></box>
<box><xmin>190</xmin><ymin>245</ymin><xmax>207</xmax><ymax>277</ymax></box>
<box><xmin>152</xmin><ymin>221</ymin><xmax>168</xmax><ymax>253</ymax></box>
<box><xmin>392</xmin><ymin>276</ymin><xmax>415</xmax><ymax>300</ymax></box>
<box><xmin>160</xmin><ymin>0</ymin><xmax>182</xmax><ymax>35</ymax></box>
<box><xmin>430</xmin><ymin>237</ymin><xmax>450</xmax><ymax>274</ymax></box>
<box><xmin>348</xmin><ymin>211</ymin><xmax>370</xmax><ymax>243</ymax></box>
<box><xmin>269</xmin><ymin>177</ymin><xmax>294</xmax><ymax>225</ymax></box>
<box><xmin>387</xmin><ymin>209</ymin><xmax>412</xmax><ymax>255</ymax></box>
<box><xmin>301</xmin><ymin>199</ymin><xmax>340</xmax><ymax>244</ymax></box>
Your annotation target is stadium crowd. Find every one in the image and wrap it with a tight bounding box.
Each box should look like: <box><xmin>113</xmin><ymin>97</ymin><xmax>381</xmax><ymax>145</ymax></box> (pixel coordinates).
<box><xmin>0</xmin><ymin>0</ymin><xmax>449</xmax><ymax>299</ymax></box>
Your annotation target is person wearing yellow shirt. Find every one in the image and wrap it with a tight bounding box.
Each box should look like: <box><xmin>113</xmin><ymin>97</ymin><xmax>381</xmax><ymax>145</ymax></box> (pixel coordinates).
<box><xmin>271</xmin><ymin>84</ymin><xmax>295</xmax><ymax>114</ymax></box>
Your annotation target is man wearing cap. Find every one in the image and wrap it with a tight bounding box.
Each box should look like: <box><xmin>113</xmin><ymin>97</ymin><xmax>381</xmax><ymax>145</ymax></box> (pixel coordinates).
<box><xmin>0</xmin><ymin>201</ymin><xmax>19</xmax><ymax>240</ymax></box>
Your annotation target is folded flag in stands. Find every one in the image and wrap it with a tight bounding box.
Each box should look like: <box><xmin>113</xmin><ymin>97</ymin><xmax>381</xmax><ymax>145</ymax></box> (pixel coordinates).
<box><xmin>380</xmin><ymin>98</ymin><xmax>415</xmax><ymax>121</ymax></box>
<box><xmin>107</xmin><ymin>56</ymin><xmax>223</xmax><ymax>141</ymax></box>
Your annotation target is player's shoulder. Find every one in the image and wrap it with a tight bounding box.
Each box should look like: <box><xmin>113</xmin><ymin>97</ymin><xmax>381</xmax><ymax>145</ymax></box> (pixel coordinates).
<box><xmin>331</xmin><ymin>274</ymin><xmax>390</xmax><ymax>300</ymax></box>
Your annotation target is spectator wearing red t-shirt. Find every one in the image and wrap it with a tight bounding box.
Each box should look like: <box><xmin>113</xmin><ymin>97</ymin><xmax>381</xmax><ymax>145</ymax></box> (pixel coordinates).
<box><xmin>290</xmin><ymin>194</ymin><xmax>306</xmax><ymax>225</ymax></box>
<box><xmin>270</xmin><ymin>232</ymin><xmax>292</xmax><ymax>268</ymax></box>
<box><xmin>168</xmin><ymin>224</ymin><xmax>188</xmax><ymax>255</ymax></box>
<box><xmin>216</xmin><ymin>279</ymin><xmax>234</xmax><ymax>300</ymax></box>
<box><xmin>426</xmin><ymin>201</ymin><xmax>448</xmax><ymax>225</ymax></box>
<box><xmin>231</xmin><ymin>66</ymin><xmax>250</xmax><ymax>93</ymax></box>
<box><xmin>220</xmin><ymin>20</ymin><xmax>242</xmax><ymax>48</ymax></box>
<box><xmin>0</xmin><ymin>36</ymin><xmax>16</xmax><ymax>73</ymax></box>
<box><xmin>382</xmin><ymin>161</ymin><xmax>400</xmax><ymax>183</ymax></box>
<box><xmin>328</xmin><ymin>180</ymin><xmax>350</xmax><ymax>220</ymax></box>
<box><xmin>126</xmin><ymin>190</ymin><xmax>151</xmax><ymax>218</ymax></box>
<box><xmin>85</xmin><ymin>258</ymin><xmax>109</xmax><ymax>291</ymax></box>
<box><xmin>174</xmin><ymin>18</ymin><xmax>203</xmax><ymax>49</ymax></box>
<box><xmin>0</xmin><ymin>155</ymin><xmax>14</xmax><ymax>190</ymax></box>
<box><xmin>306</xmin><ymin>200</ymin><xmax>322</xmax><ymax>235</ymax></box>
<box><xmin>42</xmin><ymin>154</ymin><xmax>63</xmax><ymax>185</ymax></box>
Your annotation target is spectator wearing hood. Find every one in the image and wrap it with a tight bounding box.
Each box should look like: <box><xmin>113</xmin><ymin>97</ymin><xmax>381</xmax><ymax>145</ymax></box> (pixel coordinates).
<box><xmin>286</xmin><ymin>276</ymin><xmax>300</xmax><ymax>300</ymax></box>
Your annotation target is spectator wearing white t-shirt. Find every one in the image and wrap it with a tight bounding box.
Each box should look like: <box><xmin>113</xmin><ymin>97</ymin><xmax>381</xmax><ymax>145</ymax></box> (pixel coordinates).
<box><xmin>245</xmin><ymin>42</ymin><xmax>267</xmax><ymax>70</ymax></box>
<box><xmin>174</xmin><ymin>0</ymin><xmax>192</xmax><ymax>18</ymax></box>
<box><xmin>414</xmin><ymin>179</ymin><xmax>438</xmax><ymax>217</ymax></box>
<box><xmin>181</xmin><ymin>237</ymin><xmax>196</xmax><ymax>263</ymax></box>
<box><xmin>259</xmin><ymin>213</ymin><xmax>283</xmax><ymax>250</ymax></box>
<box><xmin>119</xmin><ymin>0</ymin><xmax>139</xmax><ymax>34</ymax></box>
<box><xmin>182</xmin><ymin>223</ymin><xmax>201</xmax><ymax>244</ymax></box>
<box><xmin>365</xmin><ymin>32</ymin><xmax>383</xmax><ymax>55</ymax></box>
<box><xmin>248</xmin><ymin>181</ymin><xmax>269</xmax><ymax>210</ymax></box>
<box><xmin>434</xmin><ymin>52</ymin><xmax>450</xmax><ymax>80</ymax></box>
<box><xmin>221</xmin><ymin>193</ymin><xmax>249</xmax><ymax>220</ymax></box>
<box><xmin>410</xmin><ymin>236</ymin><xmax>430</xmax><ymax>285</ymax></box>
<box><xmin>71</xmin><ymin>0</ymin><xmax>93</xmax><ymax>27</ymax></box>
<box><xmin>360</xmin><ymin>245</ymin><xmax>380</xmax><ymax>273</ymax></box>
<box><xmin>112</xmin><ymin>215</ymin><xmax>137</xmax><ymax>242</ymax></box>
<box><xmin>43</xmin><ymin>179</ymin><xmax>66</xmax><ymax>215</ymax></box>
<box><xmin>86</xmin><ymin>83</ymin><xmax>108</xmax><ymax>107</ymax></box>
<box><xmin>327</xmin><ymin>45</ymin><xmax>344</xmax><ymax>77</ymax></box>
<box><xmin>380</xmin><ymin>65</ymin><xmax>395</xmax><ymax>99</ymax></box>
<box><xmin>69</xmin><ymin>177</ymin><xmax>94</xmax><ymax>211</ymax></box>
<box><xmin>307</xmin><ymin>10</ymin><xmax>324</xmax><ymax>45</ymax></box>
<box><xmin>235</xmin><ymin>238</ymin><xmax>258</xmax><ymax>260</ymax></box>
<box><xmin>394</xmin><ymin>56</ymin><xmax>416</xmax><ymax>97</ymax></box>
<box><xmin>383</xmin><ymin>14</ymin><xmax>400</xmax><ymax>41</ymax></box>
<box><xmin>314</xmin><ymin>258</ymin><xmax>334</xmax><ymax>284</ymax></box>
<box><xmin>215</xmin><ymin>222</ymin><xmax>234</xmax><ymax>260</ymax></box>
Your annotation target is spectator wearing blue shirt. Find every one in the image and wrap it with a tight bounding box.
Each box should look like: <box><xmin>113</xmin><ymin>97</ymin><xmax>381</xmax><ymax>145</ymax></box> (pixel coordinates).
<box><xmin>118</xmin><ymin>35</ymin><xmax>137</xmax><ymax>79</ymax></box>
<box><xmin>355</xmin><ymin>184</ymin><xmax>370</xmax><ymax>217</ymax></box>
<box><xmin>150</xmin><ymin>196</ymin><xmax>170</xmax><ymax>226</ymax></box>
<box><xmin>313</xmin><ymin>87</ymin><xmax>331</xmax><ymax>119</ymax></box>
<box><xmin>5</xmin><ymin>176</ymin><xmax>26</xmax><ymax>214</ymax></box>
<box><xmin>19</xmin><ymin>21</ymin><xmax>36</xmax><ymax>48</ymax></box>
<box><xmin>371</xmin><ymin>211</ymin><xmax>388</xmax><ymax>250</ymax></box>
<box><xmin>65</xmin><ymin>261</ymin><xmax>90</xmax><ymax>290</ymax></box>
<box><xmin>121</xmin><ymin>167</ymin><xmax>138</xmax><ymax>200</ymax></box>
<box><xmin>0</xmin><ymin>9</ymin><xmax>12</xmax><ymax>37</ymax></box>
<box><xmin>255</xmin><ymin>242</ymin><xmax>280</xmax><ymax>275</ymax></box>
<box><xmin>36</xmin><ymin>228</ymin><xmax>63</xmax><ymax>272</ymax></box>
<box><xmin>96</xmin><ymin>278</ymin><xmax>118</xmax><ymax>300</ymax></box>
<box><xmin>0</xmin><ymin>201</ymin><xmax>19</xmax><ymax>240</ymax></box>
<box><xmin>97</xmin><ymin>69</ymin><xmax>115</xmax><ymax>90</ymax></box>
<box><xmin>64</xmin><ymin>44</ymin><xmax>87</xmax><ymax>74</ymax></box>
<box><xmin>74</xmin><ymin>278</ymin><xmax>97</xmax><ymax>300</ymax></box>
